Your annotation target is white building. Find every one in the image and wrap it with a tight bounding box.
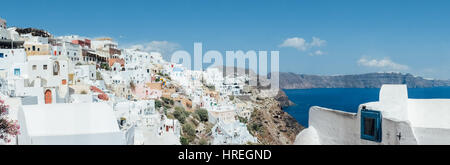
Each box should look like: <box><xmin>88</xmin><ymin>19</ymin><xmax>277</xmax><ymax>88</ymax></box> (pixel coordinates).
<box><xmin>4</xmin><ymin>55</ymin><xmax>70</xmax><ymax>104</ymax></box>
<box><xmin>295</xmin><ymin>84</ymin><xmax>450</xmax><ymax>145</ymax></box>
<box><xmin>0</xmin><ymin>18</ymin><xmax>9</xmax><ymax>40</ymax></box>
<box><xmin>207</xmin><ymin>104</ymin><xmax>237</xmax><ymax>124</ymax></box>
<box><xmin>0</xmin><ymin>49</ymin><xmax>27</xmax><ymax>71</ymax></box>
<box><xmin>212</xmin><ymin>120</ymin><xmax>257</xmax><ymax>145</ymax></box>
<box><xmin>18</xmin><ymin>102</ymin><xmax>125</xmax><ymax>145</ymax></box>
<box><xmin>51</xmin><ymin>41</ymin><xmax>82</xmax><ymax>62</ymax></box>
<box><xmin>73</xmin><ymin>64</ymin><xmax>96</xmax><ymax>84</ymax></box>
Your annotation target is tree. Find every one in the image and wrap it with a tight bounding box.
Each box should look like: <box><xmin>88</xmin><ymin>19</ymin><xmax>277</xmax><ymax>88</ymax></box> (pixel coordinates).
<box><xmin>195</xmin><ymin>108</ymin><xmax>208</xmax><ymax>122</ymax></box>
<box><xmin>155</xmin><ymin>100</ymin><xmax>163</xmax><ymax>109</ymax></box>
<box><xmin>0</xmin><ymin>99</ymin><xmax>20</xmax><ymax>143</ymax></box>
<box><xmin>182</xmin><ymin>123</ymin><xmax>196</xmax><ymax>141</ymax></box>
<box><xmin>173</xmin><ymin>107</ymin><xmax>188</xmax><ymax>124</ymax></box>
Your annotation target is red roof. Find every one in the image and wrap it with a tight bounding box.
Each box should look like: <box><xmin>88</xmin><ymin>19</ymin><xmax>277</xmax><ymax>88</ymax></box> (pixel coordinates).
<box><xmin>90</xmin><ymin>86</ymin><xmax>104</xmax><ymax>94</ymax></box>
<box><xmin>98</xmin><ymin>93</ymin><xmax>109</xmax><ymax>101</ymax></box>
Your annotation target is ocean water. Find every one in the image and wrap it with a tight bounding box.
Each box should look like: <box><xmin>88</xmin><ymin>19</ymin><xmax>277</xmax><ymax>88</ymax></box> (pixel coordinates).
<box><xmin>284</xmin><ymin>87</ymin><xmax>450</xmax><ymax>127</ymax></box>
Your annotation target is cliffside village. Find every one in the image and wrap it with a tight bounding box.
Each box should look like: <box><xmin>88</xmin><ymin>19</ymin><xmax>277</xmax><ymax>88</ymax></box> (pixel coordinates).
<box><xmin>0</xmin><ymin>17</ymin><xmax>268</xmax><ymax>145</ymax></box>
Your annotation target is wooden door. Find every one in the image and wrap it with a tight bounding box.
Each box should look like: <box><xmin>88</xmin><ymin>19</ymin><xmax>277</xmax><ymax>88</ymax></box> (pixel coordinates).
<box><xmin>45</xmin><ymin>90</ymin><xmax>52</xmax><ymax>104</ymax></box>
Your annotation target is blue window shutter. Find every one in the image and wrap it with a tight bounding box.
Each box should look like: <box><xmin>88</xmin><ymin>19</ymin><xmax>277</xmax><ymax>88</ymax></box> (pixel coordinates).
<box><xmin>0</xmin><ymin>53</ymin><xmax>3</xmax><ymax>58</ymax></box>
<box><xmin>361</xmin><ymin>109</ymin><xmax>382</xmax><ymax>142</ymax></box>
<box><xmin>14</xmin><ymin>68</ymin><xmax>20</xmax><ymax>76</ymax></box>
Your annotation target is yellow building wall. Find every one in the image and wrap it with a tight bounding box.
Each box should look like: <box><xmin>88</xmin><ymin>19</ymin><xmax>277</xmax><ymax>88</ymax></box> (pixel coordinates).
<box><xmin>24</xmin><ymin>44</ymin><xmax>51</xmax><ymax>56</ymax></box>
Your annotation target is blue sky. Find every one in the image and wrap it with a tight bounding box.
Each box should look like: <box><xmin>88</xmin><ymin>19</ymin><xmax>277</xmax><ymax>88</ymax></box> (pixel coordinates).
<box><xmin>2</xmin><ymin>0</ymin><xmax>450</xmax><ymax>79</ymax></box>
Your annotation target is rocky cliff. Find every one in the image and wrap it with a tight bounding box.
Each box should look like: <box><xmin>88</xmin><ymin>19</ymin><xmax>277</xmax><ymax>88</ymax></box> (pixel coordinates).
<box><xmin>279</xmin><ymin>72</ymin><xmax>450</xmax><ymax>89</ymax></box>
<box><xmin>274</xmin><ymin>90</ymin><xmax>295</xmax><ymax>108</ymax></box>
<box><xmin>247</xmin><ymin>95</ymin><xmax>303</xmax><ymax>145</ymax></box>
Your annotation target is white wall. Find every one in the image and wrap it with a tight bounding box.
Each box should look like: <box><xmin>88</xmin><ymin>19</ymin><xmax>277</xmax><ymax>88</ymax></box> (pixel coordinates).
<box><xmin>23</xmin><ymin>132</ymin><xmax>125</xmax><ymax>145</ymax></box>
<box><xmin>296</xmin><ymin>106</ymin><xmax>418</xmax><ymax>145</ymax></box>
<box><xmin>408</xmin><ymin>99</ymin><xmax>450</xmax><ymax>129</ymax></box>
<box><xmin>27</xmin><ymin>56</ymin><xmax>68</xmax><ymax>87</ymax></box>
<box><xmin>307</xmin><ymin>106</ymin><xmax>359</xmax><ymax>145</ymax></box>
<box><xmin>0</xmin><ymin>49</ymin><xmax>26</xmax><ymax>70</ymax></box>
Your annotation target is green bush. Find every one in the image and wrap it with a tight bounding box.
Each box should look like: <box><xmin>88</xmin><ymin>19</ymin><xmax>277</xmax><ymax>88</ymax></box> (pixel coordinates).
<box><xmin>251</xmin><ymin>123</ymin><xmax>262</xmax><ymax>132</ymax></box>
<box><xmin>199</xmin><ymin>138</ymin><xmax>208</xmax><ymax>145</ymax></box>
<box><xmin>180</xmin><ymin>137</ymin><xmax>189</xmax><ymax>145</ymax></box>
<box><xmin>100</xmin><ymin>63</ymin><xmax>110</xmax><ymax>71</ymax></box>
<box><xmin>182</xmin><ymin>123</ymin><xmax>196</xmax><ymax>141</ymax></box>
<box><xmin>155</xmin><ymin>100</ymin><xmax>162</xmax><ymax>109</ymax></box>
<box><xmin>173</xmin><ymin>107</ymin><xmax>189</xmax><ymax>124</ymax></box>
<box><xmin>238</xmin><ymin>116</ymin><xmax>248</xmax><ymax>123</ymax></box>
<box><xmin>195</xmin><ymin>108</ymin><xmax>208</xmax><ymax>122</ymax></box>
<box><xmin>162</xmin><ymin>97</ymin><xmax>174</xmax><ymax>105</ymax></box>
<box><xmin>206</xmin><ymin>85</ymin><xmax>215</xmax><ymax>91</ymax></box>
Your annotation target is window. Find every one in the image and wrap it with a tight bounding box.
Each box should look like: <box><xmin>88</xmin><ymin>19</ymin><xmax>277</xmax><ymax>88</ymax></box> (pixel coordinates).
<box><xmin>0</xmin><ymin>53</ymin><xmax>3</xmax><ymax>58</ymax></box>
<box><xmin>32</xmin><ymin>46</ymin><xmax>35</xmax><ymax>51</ymax></box>
<box><xmin>361</xmin><ymin>109</ymin><xmax>382</xmax><ymax>142</ymax></box>
<box><xmin>14</xmin><ymin>68</ymin><xmax>20</xmax><ymax>76</ymax></box>
<box><xmin>32</xmin><ymin>65</ymin><xmax>37</xmax><ymax>70</ymax></box>
<box><xmin>43</xmin><ymin>65</ymin><xmax>48</xmax><ymax>70</ymax></box>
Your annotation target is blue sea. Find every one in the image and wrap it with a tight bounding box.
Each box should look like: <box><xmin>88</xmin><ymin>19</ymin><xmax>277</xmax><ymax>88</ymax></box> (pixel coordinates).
<box><xmin>284</xmin><ymin>87</ymin><xmax>450</xmax><ymax>127</ymax></box>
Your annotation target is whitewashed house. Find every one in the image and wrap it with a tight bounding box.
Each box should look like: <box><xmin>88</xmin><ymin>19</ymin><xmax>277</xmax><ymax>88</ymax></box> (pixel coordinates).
<box><xmin>6</xmin><ymin>55</ymin><xmax>70</xmax><ymax>105</ymax></box>
<box><xmin>0</xmin><ymin>49</ymin><xmax>27</xmax><ymax>73</ymax></box>
<box><xmin>208</xmin><ymin>104</ymin><xmax>237</xmax><ymax>124</ymax></box>
<box><xmin>295</xmin><ymin>84</ymin><xmax>450</xmax><ymax>145</ymax></box>
<box><xmin>73</xmin><ymin>64</ymin><xmax>96</xmax><ymax>84</ymax></box>
<box><xmin>18</xmin><ymin>102</ymin><xmax>125</xmax><ymax>145</ymax></box>
<box><xmin>212</xmin><ymin>120</ymin><xmax>257</xmax><ymax>145</ymax></box>
<box><xmin>51</xmin><ymin>41</ymin><xmax>82</xmax><ymax>62</ymax></box>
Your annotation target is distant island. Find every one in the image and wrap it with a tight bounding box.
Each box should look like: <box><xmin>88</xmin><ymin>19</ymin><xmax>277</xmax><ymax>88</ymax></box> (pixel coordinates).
<box><xmin>279</xmin><ymin>72</ymin><xmax>450</xmax><ymax>89</ymax></box>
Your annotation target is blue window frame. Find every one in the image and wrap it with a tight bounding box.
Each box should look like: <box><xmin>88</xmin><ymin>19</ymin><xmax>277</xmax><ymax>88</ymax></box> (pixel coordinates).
<box><xmin>361</xmin><ymin>109</ymin><xmax>382</xmax><ymax>142</ymax></box>
<box><xmin>14</xmin><ymin>68</ymin><xmax>20</xmax><ymax>76</ymax></box>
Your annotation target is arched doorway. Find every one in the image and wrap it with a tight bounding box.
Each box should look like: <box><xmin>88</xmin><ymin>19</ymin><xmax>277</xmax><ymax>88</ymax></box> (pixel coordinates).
<box><xmin>53</xmin><ymin>61</ymin><xmax>60</xmax><ymax>76</ymax></box>
<box><xmin>44</xmin><ymin>89</ymin><xmax>52</xmax><ymax>104</ymax></box>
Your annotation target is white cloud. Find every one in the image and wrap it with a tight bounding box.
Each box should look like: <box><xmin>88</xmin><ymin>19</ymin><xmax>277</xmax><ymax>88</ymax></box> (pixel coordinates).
<box><xmin>309</xmin><ymin>50</ymin><xmax>325</xmax><ymax>56</ymax></box>
<box><xmin>279</xmin><ymin>37</ymin><xmax>327</xmax><ymax>52</ymax></box>
<box><xmin>279</xmin><ymin>37</ymin><xmax>308</xmax><ymax>51</ymax></box>
<box><xmin>357</xmin><ymin>57</ymin><xmax>409</xmax><ymax>71</ymax></box>
<box><xmin>310</xmin><ymin>37</ymin><xmax>327</xmax><ymax>47</ymax></box>
<box><xmin>129</xmin><ymin>41</ymin><xmax>180</xmax><ymax>60</ymax></box>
